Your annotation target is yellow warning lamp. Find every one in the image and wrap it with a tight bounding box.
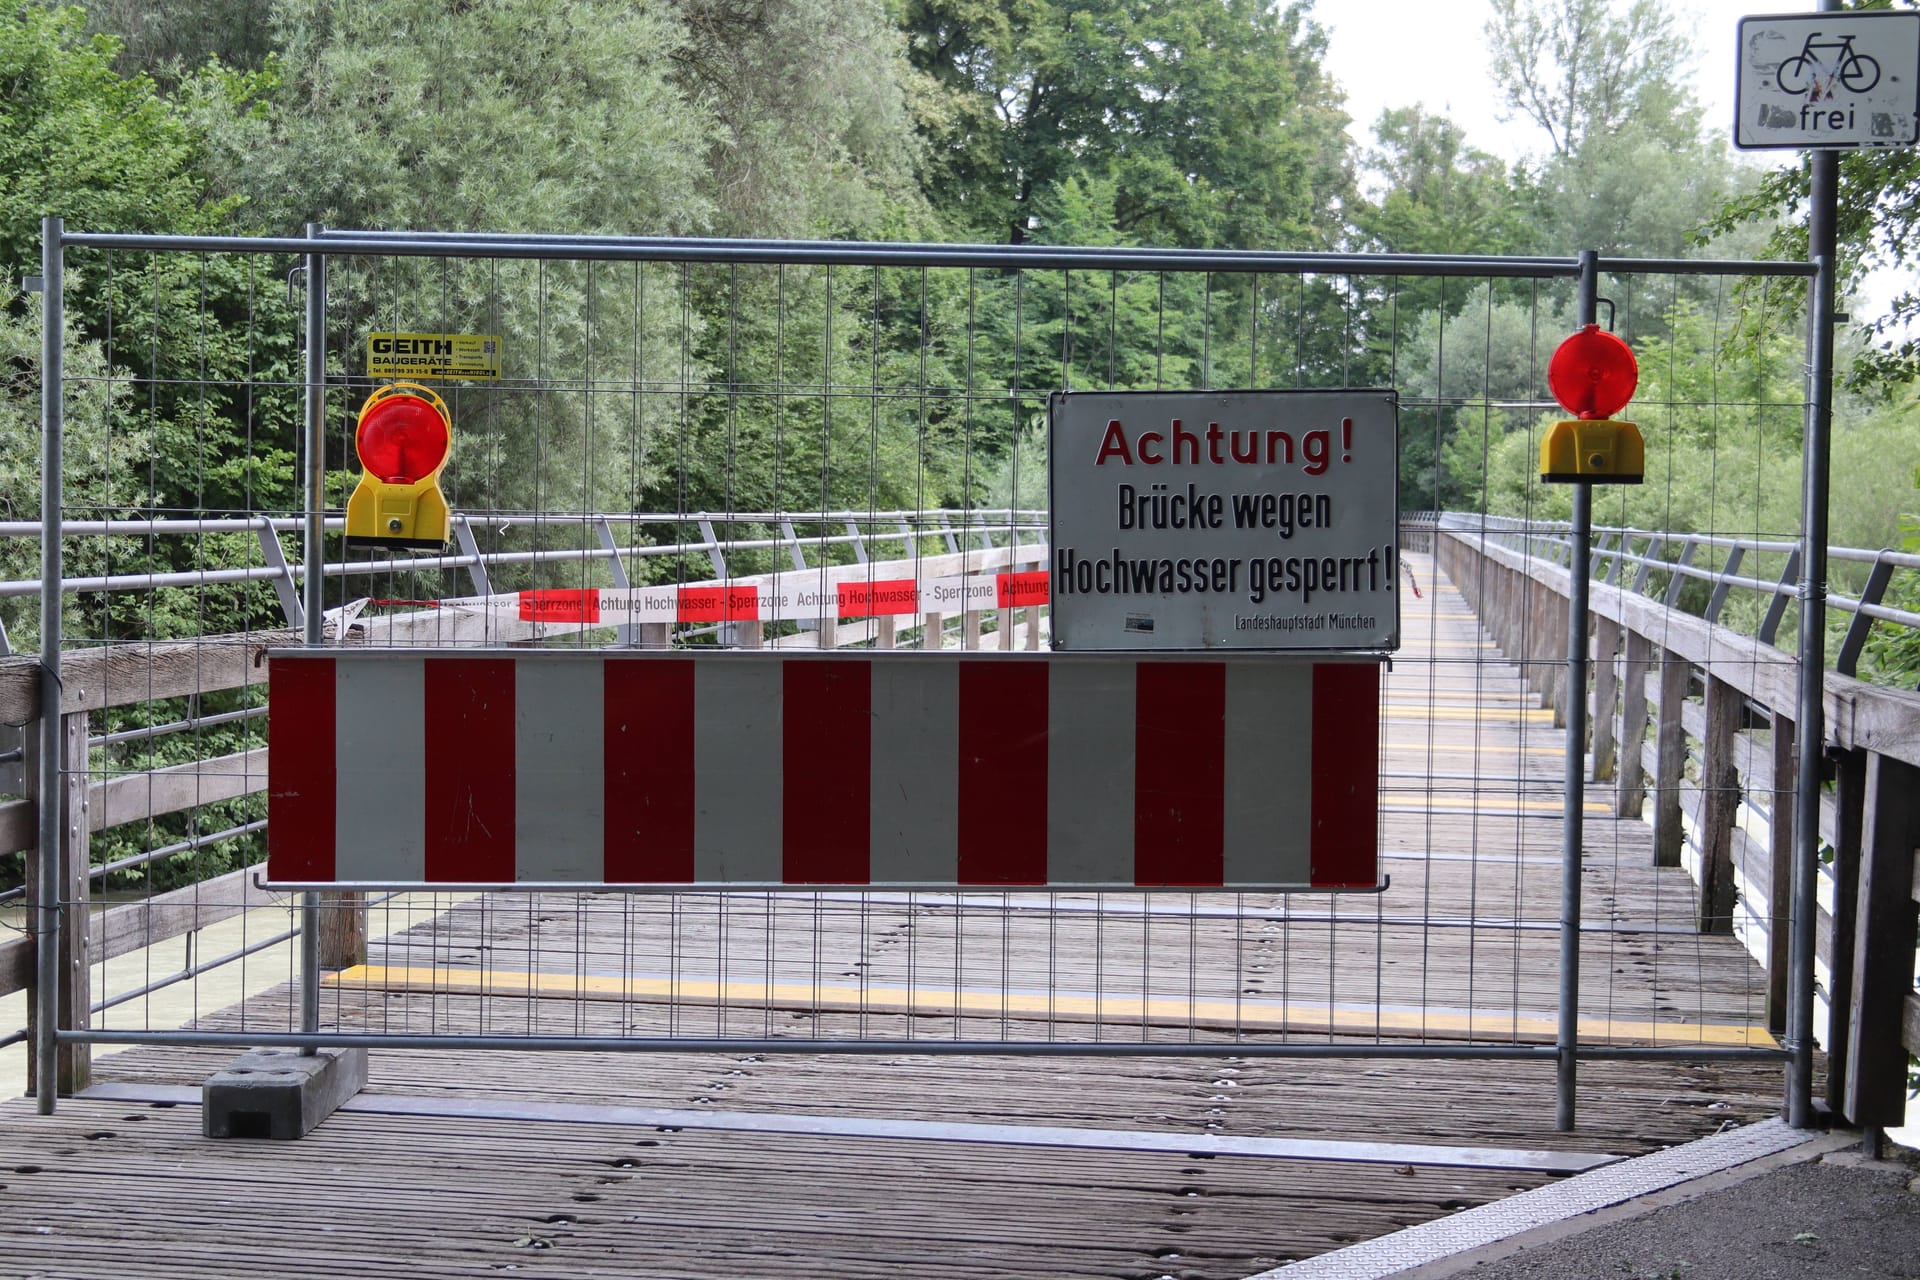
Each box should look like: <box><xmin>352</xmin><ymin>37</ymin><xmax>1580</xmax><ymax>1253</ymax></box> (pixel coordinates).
<box><xmin>345</xmin><ymin>383</ymin><xmax>454</xmax><ymax>552</ymax></box>
<box><xmin>1540</xmin><ymin>325</ymin><xmax>1644</xmax><ymax>485</ymax></box>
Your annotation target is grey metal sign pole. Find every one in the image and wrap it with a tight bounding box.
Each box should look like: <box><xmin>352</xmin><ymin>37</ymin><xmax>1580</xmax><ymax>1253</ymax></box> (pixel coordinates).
<box><xmin>1556</xmin><ymin>250</ymin><xmax>1600</xmax><ymax>1132</ymax></box>
<box><xmin>1732</xmin><ymin>0</ymin><xmax>1871</xmax><ymax>1132</ymax></box>
<box><xmin>1788</xmin><ymin>120</ymin><xmax>1839</xmax><ymax>1134</ymax></box>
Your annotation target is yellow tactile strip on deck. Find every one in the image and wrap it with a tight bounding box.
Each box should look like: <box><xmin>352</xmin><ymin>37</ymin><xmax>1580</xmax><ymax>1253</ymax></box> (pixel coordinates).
<box><xmin>325</xmin><ymin>964</ymin><xmax>1777</xmax><ymax>1048</ymax></box>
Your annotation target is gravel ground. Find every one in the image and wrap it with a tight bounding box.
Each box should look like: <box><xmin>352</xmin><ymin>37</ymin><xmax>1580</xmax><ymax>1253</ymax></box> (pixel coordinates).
<box><xmin>1441</xmin><ymin>1151</ymin><xmax>1920</xmax><ymax>1280</ymax></box>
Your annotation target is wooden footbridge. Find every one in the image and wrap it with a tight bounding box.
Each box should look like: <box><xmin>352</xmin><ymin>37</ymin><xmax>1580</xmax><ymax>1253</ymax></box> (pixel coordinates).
<box><xmin>7</xmin><ymin>526</ymin><xmax>1879</xmax><ymax>1279</ymax></box>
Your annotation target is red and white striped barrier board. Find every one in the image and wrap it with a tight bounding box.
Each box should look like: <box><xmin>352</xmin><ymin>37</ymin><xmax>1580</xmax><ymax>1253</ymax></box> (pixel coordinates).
<box><xmin>462</xmin><ymin>569</ymin><xmax>1051</xmax><ymax>627</ymax></box>
<box><xmin>268</xmin><ymin>652</ymin><xmax>1380</xmax><ymax>891</ymax></box>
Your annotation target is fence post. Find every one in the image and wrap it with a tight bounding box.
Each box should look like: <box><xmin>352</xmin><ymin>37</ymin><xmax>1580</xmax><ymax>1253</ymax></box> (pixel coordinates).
<box><xmin>33</xmin><ymin>215</ymin><xmax>66</xmax><ymax>1112</ymax></box>
<box><xmin>297</xmin><ymin>222</ymin><xmax>352</xmax><ymax>1040</ymax></box>
<box><xmin>1652</xmin><ymin>652</ymin><xmax>1688</xmax><ymax>868</ymax></box>
<box><xmin>26</xmin><ymin>709</ymin><xmax>90</xmax><ymax>1097</ymax></box>
<box><xmin>1617</xmin><ymin>630</ymin><xmax>1651</xmax><ymax>816</ymax></box>
<box><xmin>1697</xmin><ymin>677</ymin><xmax>1741</xmax><ymax>933</ymax></box>
<box><xmin>1591</xmin><ymin>617</ymin><xmax>1620</xmax><ymax>780</ymax></box>
<box><xmin>1844</xmin><ymin>752</ymin><xmax>1920</xmax><ymax>1142</ymax></box>
<box><xmin>1555</xmin><ymin>251</ymin><xmax>1599</xmax><ymax>1134</ymax></box>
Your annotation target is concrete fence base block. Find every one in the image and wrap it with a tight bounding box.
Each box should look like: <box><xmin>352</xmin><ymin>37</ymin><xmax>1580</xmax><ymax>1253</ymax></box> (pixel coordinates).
<box><xmin>202</xmin><ymin>1047</ymin><xmax>368</xmax><ymax>1140</ymax></box>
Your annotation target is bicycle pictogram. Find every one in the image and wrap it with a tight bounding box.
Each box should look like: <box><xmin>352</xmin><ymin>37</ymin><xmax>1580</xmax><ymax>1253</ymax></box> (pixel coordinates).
<box><xmin>1776</xmin><ymin>30</ymin><xmax>1880</xmax><ymax>98</ymax></box>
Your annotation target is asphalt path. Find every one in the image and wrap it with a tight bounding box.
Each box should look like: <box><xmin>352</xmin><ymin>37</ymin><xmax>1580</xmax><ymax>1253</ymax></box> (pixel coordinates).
<box><xmin>1417</xmin><ymin>1149</ymin><xmax>1920</xmax><ymax>1280</ymax></box>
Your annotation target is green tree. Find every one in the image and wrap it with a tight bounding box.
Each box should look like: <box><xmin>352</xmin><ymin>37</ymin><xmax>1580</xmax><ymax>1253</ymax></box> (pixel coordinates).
<box><xmin>1348</xmin><ymin>106</ymin><xmax>1536</xmax><ymax>350</ymax></box>
<box><xmin>669</xmin><ymin>0</ymin><xmax>929</xmax><ymax>239</ymax></box>
<box><xmin>1487</xmin><ymin>0</ymin><xmax>1747</xmax><ymax>260</ymax></box>
<box><xmin>1354</xmin><ymin>108</ymin><xmax>1531</xmax><ymax>261</ymax></box>
<box><xmin>0</xmin><ymin>1</ymin><xmax>290</xmax><ymax>562</ymax></box>
<box><xmin>1715</xmin><ymin>128</ymin><xmax>1920</xmax><ymax>388</ymax></box>
<box><xmin>201</xmin><ymin>0</ymin><xmax>713</xmax><ymax>236</ymax></box>
<box><xmin>84</xmin><ymin>0</ymin><xmax>276</xmax><ymax>83</ymax></box>
<box><xmin>0</xmin><ymin>0</ymin><xmax>234</xmax><ymax>282</ymax></box>
<box><xmin>904</xmin><ymin>0</ymin><xmax>1352</xmax><ymax>247</ymax></box>
<box><xmin>1487</xmin><ymin>0</ymin><xmax>1695</xmax><ymax>159</ymax></box>
<box><xmin>1396</xmin><ymin>288</ymin><xmax>1569</xmax><ymax>511</ymax></box>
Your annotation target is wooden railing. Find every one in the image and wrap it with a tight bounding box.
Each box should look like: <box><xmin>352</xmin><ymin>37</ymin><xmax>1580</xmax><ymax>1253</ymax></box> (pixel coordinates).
<box><xmin>1436</xmin><ymin>519</ymin><xmax>1920</xmax><ymax>1131</ymax></box>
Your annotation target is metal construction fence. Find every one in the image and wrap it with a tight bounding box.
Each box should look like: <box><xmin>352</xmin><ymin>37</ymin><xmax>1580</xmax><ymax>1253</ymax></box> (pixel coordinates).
<box><xmin>14</xmin><ymin>226</ymin><xmax>1851</xmax><ymax>1128</ymax></box>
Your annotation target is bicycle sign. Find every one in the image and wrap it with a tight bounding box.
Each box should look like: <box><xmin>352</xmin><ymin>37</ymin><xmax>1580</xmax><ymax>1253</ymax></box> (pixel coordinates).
<box><xmin>1776</xmin><ymin>30</ymin><xmax>1880</xmax><ymax>97</ymax></box>
<box><xmin>1736</xmin><ymin>11</ymin><xmax>1920</xmax><ymax>150</ymax></box>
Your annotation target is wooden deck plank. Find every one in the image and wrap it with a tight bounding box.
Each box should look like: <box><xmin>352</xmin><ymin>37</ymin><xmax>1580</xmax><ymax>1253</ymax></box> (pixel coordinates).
<box><xmin>0</xmin><ymin>1096</ymin><xmax>1582</xmax><ymax>1279</ymax></box>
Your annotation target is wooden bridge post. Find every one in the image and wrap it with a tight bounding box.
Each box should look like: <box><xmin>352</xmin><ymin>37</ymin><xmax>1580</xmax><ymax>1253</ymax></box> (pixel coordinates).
<box><xmin>875</xmin><ymin>616</ymin><xmax>897</xmax><ymax>650</ymax></box>
<box><xmin>1499</xmin><ymin>565</ymin><xmax>1515</xmax><ymax>662</ymax></box>
<box><xmin>1468</xmin><ymin>546</ymin><xmax>1492</xmax><ymax>643</ymax></box>
<box><xmin>1466</xmin><ymin>544</ymin><xmax>1490</xmax><ymax>639</ymax></box>
<box><xmin>1696</xmin><ymin>677</ymin><xmax>1741</xmax><ymax>933</ymax></box>
<box><xmin>1591</xmin><ymin>618</ymin><xmax>1621</xmax><ymax>780</ymax></box>
<box><xmin>1825</xmin><ymin>747</ymin><xmax>1868</xmax><ymax>1117</ymax></box>
<box><xmin>317</xmin><ymin>893</ymin><xmax>367</xmax><ymax>970</ymax></box>
<box><xmin>1528</xmin><ymin>582</ymin><xmax>1553</xmax><ymax>711</ymax></box>
<box><xmin>1766</xmin><ymin>716</ymin><xmax>1796</xmax><ymax>1036</ymax></box>
<box><xmin>1844</xmin><ymin>751</ymin><xmax>1920</xmax><ymax>1134</ymax></box>
<box><xmin>26</xmin><ymin>710</ymin><xmax>91</xmax><ymax>1096</ymax></box>
<box><xmin>1549</xmin><ymin>593</ymin><xmax>1570</xmax><ymax>730</ymax></box>
<box><xmin>1495</xmin><ymin>560</ymin><xmax>1518</xmax><ymax>656</ymax></box>
<box><xmin>1617</xmin><ymin>630</ymin><xmax>1651</xmax><ymax>816</ymax></box>
<box><xmin>1652</xmin><ymin>652</ymin><xmax>1688</xmax><ymax>868</ymax></box>
<box><xmin>921</xmin><ymin>611</ymin><xmax>944</xmax><ymax>649</ymax></box>
<box><xmin>638</xmin><ymin>622</ymin><xmax>671</xmax><ymax>649</ymax></box>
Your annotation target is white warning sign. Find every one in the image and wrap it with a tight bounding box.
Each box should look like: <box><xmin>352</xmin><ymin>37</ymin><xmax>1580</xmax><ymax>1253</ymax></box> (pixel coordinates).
<box><xmin>1048</xmin><ymin>389</ymin><xmax>1400</xmax><ymax>652</ymax></box>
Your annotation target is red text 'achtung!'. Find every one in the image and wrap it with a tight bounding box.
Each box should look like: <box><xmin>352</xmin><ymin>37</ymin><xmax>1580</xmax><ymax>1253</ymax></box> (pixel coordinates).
<box><xmin>1094</xmin><ymin>417</ymin><xmax>1354</xmax><ymax>475</ymax></box>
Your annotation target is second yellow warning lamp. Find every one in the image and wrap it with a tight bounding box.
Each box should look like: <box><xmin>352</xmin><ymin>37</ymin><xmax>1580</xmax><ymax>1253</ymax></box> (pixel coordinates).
<box><xmin>1539</xmin><ymin>325</ymin><xmax>1644</xmax><ymax>485</ymax></box>
<box><xmin>345</xmin><ymin>383</ymin><xmax>453</xmax><ymax>552</ymax></box>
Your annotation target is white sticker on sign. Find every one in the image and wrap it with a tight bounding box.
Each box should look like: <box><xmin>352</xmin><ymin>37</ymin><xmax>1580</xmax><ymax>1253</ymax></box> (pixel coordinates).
<box><xmin>1047</xmin><ymin>389</ymin><xmax>1400</xmax><ymax>652</ymax></box>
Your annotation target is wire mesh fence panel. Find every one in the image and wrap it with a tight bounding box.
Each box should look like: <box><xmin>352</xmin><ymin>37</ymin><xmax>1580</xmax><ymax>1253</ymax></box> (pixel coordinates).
<box><xmin>11</xmin><ymin>234</ymin><xmax>1833</xmax><ymax>1099</ymax></box>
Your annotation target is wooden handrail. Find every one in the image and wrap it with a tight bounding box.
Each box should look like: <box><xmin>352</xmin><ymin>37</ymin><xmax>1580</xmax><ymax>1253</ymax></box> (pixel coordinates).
<box><xmin>1436</xmin><ymin>526</ymin><xmax>1920</xmax><ymax>1132</ymax></box>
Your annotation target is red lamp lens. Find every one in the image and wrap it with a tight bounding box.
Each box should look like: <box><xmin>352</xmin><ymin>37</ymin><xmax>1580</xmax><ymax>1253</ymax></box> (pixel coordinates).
<box><xmin>1547</xmin><ymin>325</ymin><xmax>1638</xmax><ymax>420</ymax></box>
<box><xmin>356</xmin><ymin>395</ymin><xmax>450</xmax><ymax>483</ymax></box>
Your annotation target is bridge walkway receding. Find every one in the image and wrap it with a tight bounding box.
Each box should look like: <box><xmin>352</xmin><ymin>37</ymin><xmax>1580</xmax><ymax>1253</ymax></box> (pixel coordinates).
<box><xmin>0</xmin><ymin>550</ymin><xmax>1787</xmax><ymax>1279</ymax></box>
